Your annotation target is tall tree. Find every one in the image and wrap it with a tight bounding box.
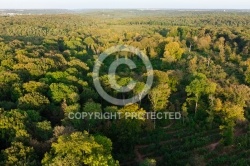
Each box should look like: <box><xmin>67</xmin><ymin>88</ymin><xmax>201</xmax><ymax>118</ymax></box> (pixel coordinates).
<box><xmin>148</xmin><ymin>83</ymin><xmax>171</xmax><ymax>128</ymax></box>
<box><xmin>186</xmin><ymin>73</ymin><xmax>217</xmax><ymax>115</ymax></box>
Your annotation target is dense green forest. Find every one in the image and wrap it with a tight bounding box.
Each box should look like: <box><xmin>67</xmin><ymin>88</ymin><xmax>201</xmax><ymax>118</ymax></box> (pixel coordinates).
<box><xmin>0</xmin><ymin>10</ymin><xmax>250</xmax><ymax>165</ymax></box>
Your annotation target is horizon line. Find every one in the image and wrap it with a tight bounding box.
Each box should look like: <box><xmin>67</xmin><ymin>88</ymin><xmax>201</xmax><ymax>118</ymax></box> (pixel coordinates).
<box><xmin>1</xmin><ymin>8</ymin><xmax>250</xmax><ymax>10</ymax></box>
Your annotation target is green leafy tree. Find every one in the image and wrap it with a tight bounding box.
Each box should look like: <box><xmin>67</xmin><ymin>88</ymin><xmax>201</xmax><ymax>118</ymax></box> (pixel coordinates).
<box><xmin>49</xmin><ymin>83</ymin><xmax>79</xmax><ymax>104</ymax></box>
<box><xmin>18</xmin><ymin>92</ymin><xmax>50</xmax><ymax>111</ymax></box>
<box><xmin>68</xmin><ymin>58</ymin><xmax>89</xmax><ymax>71</ymax></box>
<box><xmin>186</xmin><ymin>73</ymin><xmax>217</xmax><ymax>115</ymax></box>
<box><xmin>42</xmin><ymin>131</ymin><xmax>118</xmax><ymax>166</ymax></box>
<box><xmin>11</xmin><ymin>83</ymin><xmax>23</xmax><ymax>101</ymax></box>
<box><xmin>0</xmin><ymin>142</ymin><xmax>38</xmax><ymax>166</ymax></box>
<box><xmin>83</xmin><ymin>101</ymin><xmax>102</xmax><ymax>132</ymax></box>
<box><xmin>148</xmin><ymin>83</ymin><xmax>171</xmax><ymax>128</ymax></box>
<box><xmin>81</xmin><ymin>87</ymin><xmax>99</xmax><ymax>102</ymax></box>
<box><xmin>133</xmin><ymin>82</ymin><xmax>147</xmax><ymax>105</ymax></box>
<box><xmin>219</xmin><ymin>102</ymin><xmax>245</xmax><ymax>145</ymax></box>
<box><xmin>149</xmin><ymin>83</ymin><xmax>171</xmax><ymax>112</ymax></box>
<box><xmin>23</xmin><ymin>81</ymin><xmax>48</xmax><ymax>94</ymax></box>
<box><xmin>34</xmin><ymin>121</ymin><xmax>53</xmax><ymax>141</ymax></box>
<box><xmin>112</xmin><ymin>104</ymin><xmax>146</xmax><ymax>151</ymax></box>
<box><xmin>0</xmin><ymin>72</ymin><xmax>20</xmax><ymax>100</ymax></box>
<box><xmin>0</xmin><ymin>110</ymin><xmax>30</xmax><ymax>144</ymax></box>
<box><xmin>245</xmin><ymin>67</ymin><xmax>250</xmax><ymax>84</ymax></box>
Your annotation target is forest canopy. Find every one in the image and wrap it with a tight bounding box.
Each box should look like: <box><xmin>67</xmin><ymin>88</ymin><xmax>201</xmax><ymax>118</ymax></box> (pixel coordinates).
<box><xmin>0</xmin><ymin>10</ymin><xmax>250</xmax><ymax>166</ymax></box>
